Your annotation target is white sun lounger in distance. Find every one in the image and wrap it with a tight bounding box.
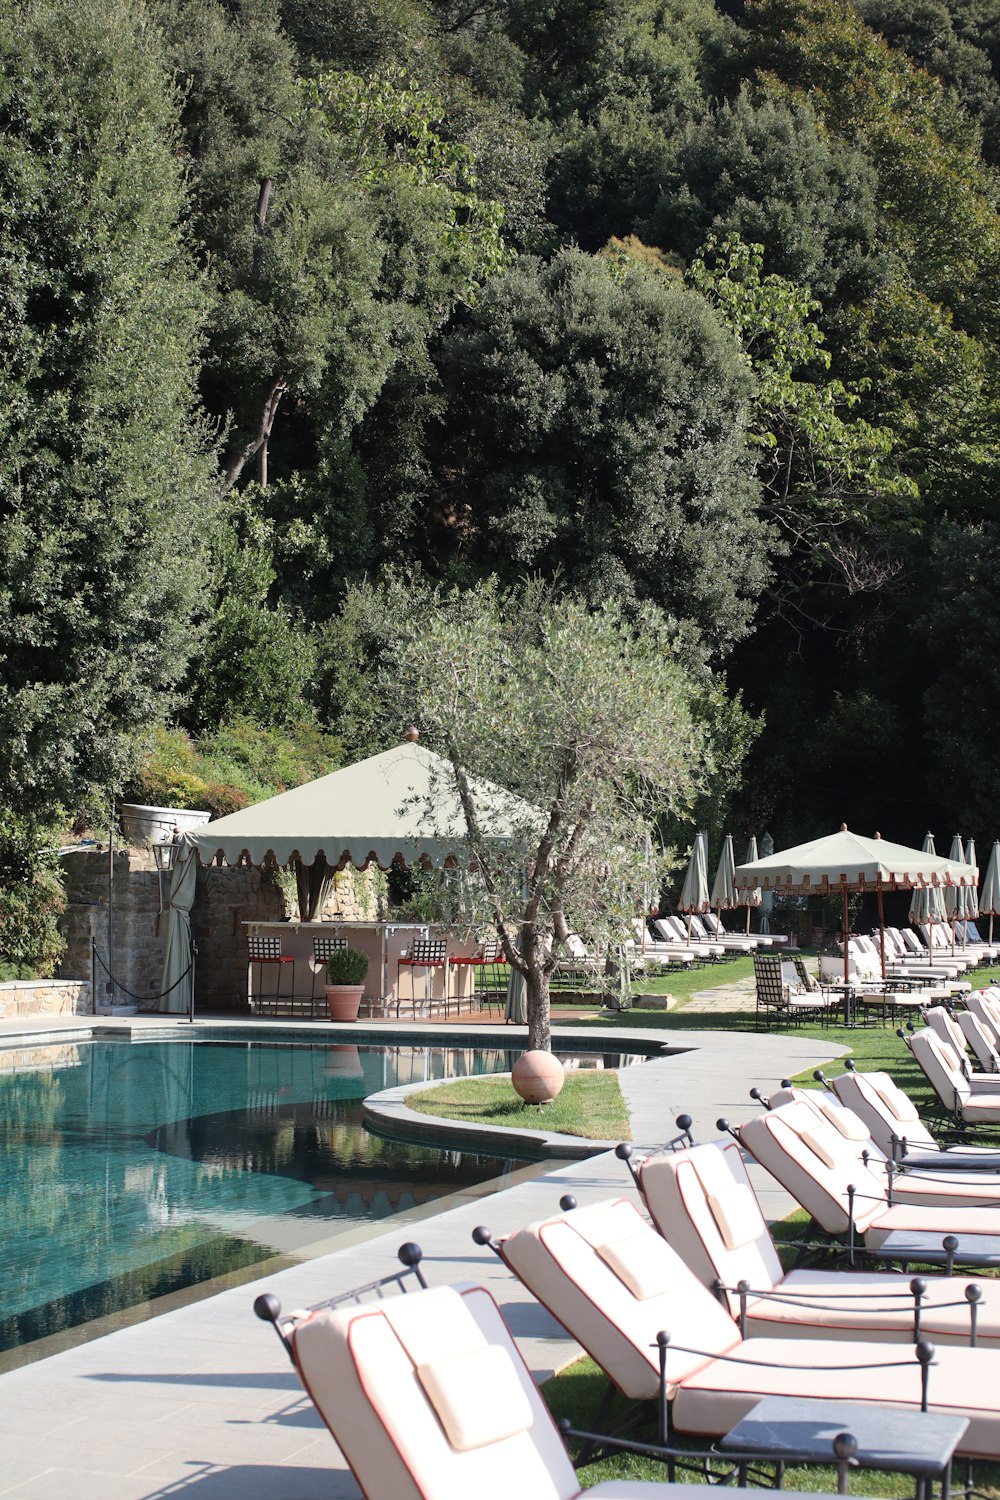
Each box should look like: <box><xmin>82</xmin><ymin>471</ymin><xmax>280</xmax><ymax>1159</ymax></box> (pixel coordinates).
<box><xmin>478</xmin><ymin>1196</ymin><xmax>1000</xmax><ymax>1456</ymax></box>
<box><xmin>737</xmin><ymin>1097</ymin><xmax>1000</xmax><ymax>1254</ymax></box>
<box><xmin>825</xmin><ymin>1065</ymin><xmax>1000</xmax><ymax>1171</ymax></box>
<box><xmin>903</xmin><ymin>1026</ymin><xmax>1000</xmax><ymax>1127</ymax></box>
<box><xmin>620</xmin><ymin>1134</ymin><xmax>1000</xmax><ymax>1346</ymax></box>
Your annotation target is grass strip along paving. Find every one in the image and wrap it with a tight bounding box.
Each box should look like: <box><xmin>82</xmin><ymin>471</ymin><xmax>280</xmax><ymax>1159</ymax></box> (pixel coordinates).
<box><xmin>406</xmin><ymin>1068</ymin><xmax>631</xmax><ymax>1141</ymax></box>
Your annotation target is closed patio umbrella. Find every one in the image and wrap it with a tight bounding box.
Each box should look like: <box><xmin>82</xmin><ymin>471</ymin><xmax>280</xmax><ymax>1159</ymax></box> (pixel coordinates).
<box><xmin>758</xmin><ymin>832</ymin><xmax>774</xmax><ymax>934</ymax></box>
<box><xmin>909</xmin><ymin>832</ymin><xmax>947</xmax><ymax>964</ymax></box>
<box><xmin>966</xmin><ymin>838</ymin><xmax>980</xmax><ymax>926</ymax></box>
<box><xmin>710</xmin><ymin>834</ymin><xmax>738</xmax><ymax>929</ymax></box>
<box><xmin>743</xmin><ymin>836</ymin><xmax>763</xmax><ymax>934</ymax></box>
<box><xmin>981</xmin><ymin>841</ymin><xmax>1000</xmax><ymax>943</ymax></box>
<box><xmin>944</xmin><ymin>834</ymin><xmax>972</xmax><ymax>948</ymax></box>
<box><xmin>679</xmin><ymin>830</ymin><xmax>711</xmax><ymax>938</ymax></box>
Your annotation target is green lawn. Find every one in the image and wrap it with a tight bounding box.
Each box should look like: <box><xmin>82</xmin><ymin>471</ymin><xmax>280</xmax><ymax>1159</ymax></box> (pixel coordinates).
<box><xmin>405</xmin><ymin>1067</ymin><xmax>631</xmax><ymax>1140</ymax></box>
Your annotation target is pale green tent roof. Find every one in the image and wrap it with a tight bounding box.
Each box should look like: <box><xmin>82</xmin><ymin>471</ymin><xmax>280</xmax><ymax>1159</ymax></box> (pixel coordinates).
<box><xmin>182</xmin><ymin>741</ymin><xmax>539</xmax><ymax>869</ymax></box>
<box><xmin>734</xmin><ymin>827</ymin><xmax>976</xmax><ymax>895</ymax></box>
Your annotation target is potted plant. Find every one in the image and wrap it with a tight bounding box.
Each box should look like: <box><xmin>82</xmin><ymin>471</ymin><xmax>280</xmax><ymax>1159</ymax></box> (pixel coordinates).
<box><xmin>325</xmin><ymin>945</ymin><xmax>369</xmax><ymax>1022</ymax></box>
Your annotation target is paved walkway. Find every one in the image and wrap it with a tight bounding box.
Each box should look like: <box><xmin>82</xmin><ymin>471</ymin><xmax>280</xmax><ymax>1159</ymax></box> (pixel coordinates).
<box><xmin>0</xmin><ymin>1013</ymin><xmax>847</xmax><ymax>1498</ymax></box>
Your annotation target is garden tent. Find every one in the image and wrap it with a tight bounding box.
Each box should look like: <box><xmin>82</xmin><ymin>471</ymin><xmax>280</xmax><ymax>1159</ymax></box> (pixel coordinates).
<box><xmin>159</xmin><ymin>741</ymin><xmax>540</xmax><ymax>1016</ymax></box>
<box><xmin>734</xmin><ymin>825</ymin><xmax>975</xmax><ymax>981</ymax></box>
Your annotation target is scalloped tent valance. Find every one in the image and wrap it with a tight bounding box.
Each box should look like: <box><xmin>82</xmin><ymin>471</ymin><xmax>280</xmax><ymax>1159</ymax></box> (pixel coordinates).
<box><xmin>733</xmin><ymin>828</ymin><xmax>977</xmax><ymax>895</ymax></box>
<box><xmin>180</xmin><ymin>740</ymin><xmax>539</xmax><ymax>870</ymax></box>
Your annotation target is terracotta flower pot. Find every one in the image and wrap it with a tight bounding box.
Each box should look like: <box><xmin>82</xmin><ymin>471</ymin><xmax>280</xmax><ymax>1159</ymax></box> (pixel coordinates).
<box><xmin>511</xmin><ymin>1049</ymin><xmax>565</xmax><ymax>1104</ymax></box>
<box><xmin>325</xmin><ymin>984</ymin><xmax>364</xmax><ymax>1022</ymax></box>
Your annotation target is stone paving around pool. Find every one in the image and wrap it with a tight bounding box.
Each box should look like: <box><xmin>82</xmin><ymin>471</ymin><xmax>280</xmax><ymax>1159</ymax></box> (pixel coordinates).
<box><xmin>0</xmin><ymin>1008</ymin><xmax>847</xmax><ymax>1498</ymax></box>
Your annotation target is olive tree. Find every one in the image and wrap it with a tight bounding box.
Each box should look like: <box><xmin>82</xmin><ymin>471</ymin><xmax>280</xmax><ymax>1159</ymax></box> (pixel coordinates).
<box><xmin>392</xmin><ymin>581</ymin><xmax>713</xmax><ymax>1051</ymax></box>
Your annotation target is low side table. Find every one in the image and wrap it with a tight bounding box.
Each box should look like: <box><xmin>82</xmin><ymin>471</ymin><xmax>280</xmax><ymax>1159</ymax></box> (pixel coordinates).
<box><xmin>719</xmin><ymin>1394</ymin><xmax>967</xmax><ymax>1500</ymax></box>
<box><xmin>868</xmin><ymin>1230</ymin><xmax>1000</xmax><ymax>1274</ymax></box>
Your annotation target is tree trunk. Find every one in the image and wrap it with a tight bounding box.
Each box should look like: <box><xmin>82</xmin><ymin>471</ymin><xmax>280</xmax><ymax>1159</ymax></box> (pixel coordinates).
<box><xmin>526</xmin><ymin>965</ymin><xmax>551</xmax><ymax>1051</ymax></box>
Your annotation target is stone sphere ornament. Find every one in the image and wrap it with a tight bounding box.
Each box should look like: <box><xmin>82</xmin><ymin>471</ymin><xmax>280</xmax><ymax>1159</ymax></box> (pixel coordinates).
<box><xmin>511</xmin><ymin>1050</ymin><xmax>566</xmax><ymax>1105</ymax></box>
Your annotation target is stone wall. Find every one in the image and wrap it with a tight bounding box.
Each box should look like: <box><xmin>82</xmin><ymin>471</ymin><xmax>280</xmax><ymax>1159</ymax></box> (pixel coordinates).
<box><xmin>0</xmin><ymin>979</ymin><xmax>90</xmax><ymax>1020</ymax></box>
<box><xmin>59</xmin><ymin>848</ymin><xmax>381</xmax><ymax>1014</ymax></box>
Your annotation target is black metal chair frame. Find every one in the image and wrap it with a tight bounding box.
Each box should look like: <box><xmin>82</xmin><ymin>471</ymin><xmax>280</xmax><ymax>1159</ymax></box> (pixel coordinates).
<box><xmin>248</xmin><ymin>934</ymin><xmax>295</xmax><ymax>1014</ymax></box>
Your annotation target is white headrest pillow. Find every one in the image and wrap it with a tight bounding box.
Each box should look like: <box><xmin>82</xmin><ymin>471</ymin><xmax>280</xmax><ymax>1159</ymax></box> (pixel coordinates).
<box><xmin>417</xmin><ymin>1345</ymin><xmax>533</xmax><ymax>1451</ymax></box>
<box><xmin>707</xmin><ymin>1183</ymin><xmax>764</xmax><ymax>1250</ymax></box>
<box><xmin>597</xmin><ymin>1230</ymin><xmax>676</xmax><ymax>1300</ymax></box>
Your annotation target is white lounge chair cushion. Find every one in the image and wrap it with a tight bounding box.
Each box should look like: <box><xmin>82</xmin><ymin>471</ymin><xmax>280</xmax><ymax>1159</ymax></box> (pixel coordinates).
<box><xmin>708</xmin><ymin>1184</ymin><xmax>762</xmax><ymax>1251</ymax></box>
<box><xmin>745</xmin><ymin>1267</ymin><xmax>1000</xmax><ymax>1347</ymax></box>
<box><xmin>865</xmin><ymin>1200</ymin><xmax>1000</xmax><ymax>1245</ymax></box>
<box><xmin>417</xmin><ymin>1345</ymin><xmax>533</xmax><ymax>1451</ymax></box>
<box><xmin>672</xmin><ymin>1335</ymin><xmax>1000</xmax><ymax>1455</ymax></box>
<box><xmin>597</xmin><ymin>1231</ymin><xmax>677</xmax><ymax>1301</ymax></box>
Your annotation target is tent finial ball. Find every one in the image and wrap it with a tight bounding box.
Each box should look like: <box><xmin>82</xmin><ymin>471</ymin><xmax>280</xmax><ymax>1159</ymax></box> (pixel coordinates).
<box><xmin>840</xmin><ymin>822</ymin><xmax>848</xmax><ymax>831</ymax></box>
<box><xmin>404</xmin><ymin>725</ymin><xmax>420</xmax><ymax>742</ymax></box>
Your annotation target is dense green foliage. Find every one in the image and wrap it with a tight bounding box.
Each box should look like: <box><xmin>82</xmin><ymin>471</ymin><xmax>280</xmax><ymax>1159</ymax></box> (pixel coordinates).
<box><xmin>5</xmin><ymin>0</ymin><xmax>1000</xmax><ymax>969</ymax></box>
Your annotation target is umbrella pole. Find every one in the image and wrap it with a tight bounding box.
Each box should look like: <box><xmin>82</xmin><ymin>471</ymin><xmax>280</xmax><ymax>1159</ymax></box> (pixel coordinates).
<box><xmin>842</xmin><ymin>883</ymin><xmax>850</xmax><ymax>984</ymax></box>
<box><xmin>746</xmin><ymin>904</ymin><xmax>751</xmax><ymax>934</ymax></box>
<box><xmin>877</xmin><ymin>886</ymin><xmax>886</xmax><ymax>981</ymax></box>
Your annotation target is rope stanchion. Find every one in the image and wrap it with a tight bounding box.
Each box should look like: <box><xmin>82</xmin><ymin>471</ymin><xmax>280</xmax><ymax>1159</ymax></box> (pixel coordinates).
<box><xmin>91</xmin><ymin>943</ymin><xmax>193</xmax><ymax>1009</ymax></box>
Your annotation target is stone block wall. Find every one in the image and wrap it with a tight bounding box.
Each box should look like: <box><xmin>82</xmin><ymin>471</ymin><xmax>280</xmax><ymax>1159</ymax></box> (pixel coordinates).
<box><xmin>58</xmin><ymin>848</ymin><xmax>381</xmax><ymax>1014</ymax></box>
<box><xmin>0</xmin><ymin>979</ymin><xmax>90</xmax><ymax>1020</ymax></box>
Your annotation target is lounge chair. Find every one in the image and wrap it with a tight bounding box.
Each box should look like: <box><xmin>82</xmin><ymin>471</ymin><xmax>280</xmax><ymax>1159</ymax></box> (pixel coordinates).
<box><xmin>655</xmin><ymin>916</ymin><xmax>725</xmax><ymax>959</ymax></box>
<box><xmin>632</xmin><ymin>920</ymin><xmax>696</xmax><ymax>970</ymax></box>
<box><xmin>737</xmin><ymin>1096</ymin><xmax>1000</xmax><ymax>1252</ymax></box>
<box><xmin>830</xmin><ymin>1066</ymin><xmax>1000</xmax><ymax>1170</ymax></box>
<box><xmin>966</xmin><ymin>989</ymin><xmax>1000</xmax><ymax>1049</ymax></box>
<box><xmin>477</xmin><ymin>1196</ymin><xmax>1000</xmax><ymax>1455</ymax></box>
<box><xmin>758</xmin><ymin>1082</ymin><xmax>1000</xmax><ymax>1205</ymax></box>
<box><xmin>954</xmin><ymin>1010</ymin><xmax>1000</xmax><ymax>1073</ymax></box>
<box><xmin>901</xmin><ymin>1027</ymin><xmax>1000</xmax><ymax>1129</ymax></box>
<box><xmin>702</xmin><ymin>912</ymin><xmax>775</xmax><ymax>949</ymax></box>
<box><xmin>685</xmin><ymin>914</ymin><xmax>754</xmax><ymax>956</ymax></box>
<box><xmin>256</xmin><ymin>1250</ymin><xmax>765</xmax><ymax>1500</ymax></box>
<box><xmin>621</xmin><ymin>1134</ymin><xmax>999</xmax><ymax>1346</ymax></box>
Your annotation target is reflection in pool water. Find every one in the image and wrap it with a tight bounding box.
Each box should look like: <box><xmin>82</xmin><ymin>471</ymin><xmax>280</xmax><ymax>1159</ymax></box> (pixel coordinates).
<box><xmin>0</xmin><ymin>1039</ymin><xmax>539</xmax><ymax>1354</ymax></box>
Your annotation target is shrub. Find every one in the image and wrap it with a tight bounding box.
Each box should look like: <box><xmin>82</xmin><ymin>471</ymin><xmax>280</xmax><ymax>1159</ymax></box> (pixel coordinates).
<box><xmin>326</xmin><ymin>946</ymin><xmax>369</xmax><ymax>985</ymax></box>
<box><xmin>124</xmin><ymin>719</ymin><xmax>343</xmax><ymax>822</ymax></box>
<box><xmin>0</xmin><ymin>816</ymin><xmax>66</xmax><ymax>977</ymax></box>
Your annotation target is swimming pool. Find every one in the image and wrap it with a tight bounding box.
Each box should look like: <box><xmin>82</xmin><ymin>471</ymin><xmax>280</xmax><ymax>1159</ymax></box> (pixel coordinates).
<box><xmin>0</xmin><ymin>1035</ymin><xmax>638</xmax><ymax>1359</ymax></box>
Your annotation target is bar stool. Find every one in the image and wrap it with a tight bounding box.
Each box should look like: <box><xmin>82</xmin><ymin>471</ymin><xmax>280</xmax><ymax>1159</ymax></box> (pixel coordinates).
<box><xmin>479</xmin><ymin>939</ymin><xmax>508</xmax><ymax>1015</ymax></box>
<box><xmin>248</xmin><ymin>934</ymin><xmax>295</xmax><ymax>1014</ymax></box>
<box><xmin>397</xmin><ymin>938</ymin><xmax>448</xmax><ymax>1018</ymax></box>
<box><xmin>311</xmin><ymin>935</ymin><xmax>347</xmax><ymax>1016</ymax></box>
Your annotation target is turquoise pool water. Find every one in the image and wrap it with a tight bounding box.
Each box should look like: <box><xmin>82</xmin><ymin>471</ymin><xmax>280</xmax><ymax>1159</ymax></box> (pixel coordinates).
<box><xmin>0</xmin><ymin>1037</ymin><xmax>547</xmax><ymax>1355</ymax></box>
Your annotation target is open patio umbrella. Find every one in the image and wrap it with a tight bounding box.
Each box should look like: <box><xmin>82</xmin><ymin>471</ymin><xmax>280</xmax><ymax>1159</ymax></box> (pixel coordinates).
<box><xmin>735</xmin><ymin>825</ymin><xmax>974</xmax><ymax>982</ymax></box>
<box><xmin>981</xmin><ymin>841</ymin><xmax>1000</xmax><ymax>943</ymax></box>
<box><xmin>743</xmin><ymin>836</ymin><xmax>763</xmax><ymax>933</ymax></box>
<box><xmin>710</xmin><ymin>835</ymin><xmax>738</xmax><ymax>931</ymax></box>
<box><xmin>679</xmin><ymin>830</ymin><xmax>711</xmax><ymax>938</ymax></box>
